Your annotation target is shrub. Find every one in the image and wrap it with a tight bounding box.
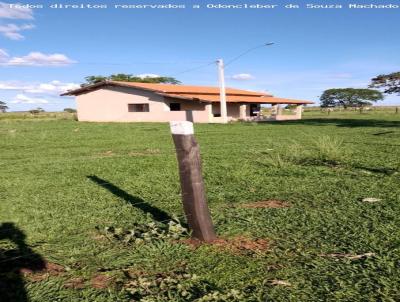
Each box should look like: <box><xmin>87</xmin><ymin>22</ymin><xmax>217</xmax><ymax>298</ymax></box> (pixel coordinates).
<box><xmin>313</xmin><ymin>136</ymin><xmax>345</xmax><ymax>165</ymax></box>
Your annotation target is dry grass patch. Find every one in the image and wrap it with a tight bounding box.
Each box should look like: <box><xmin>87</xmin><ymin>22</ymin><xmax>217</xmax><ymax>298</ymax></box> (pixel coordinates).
<box><xmin>21</xmin><ymin>261</ymin><xmax>65</xmax><ymax>282</ymax></box>
<box><xmin>64</xmin><ymin>277</ymin><xmax>86</xmax><ymax>289</ymax></box>
<box><xmin>90</xmin><ymin>273</ymin><xmax>115</xmax><ymax>289</ymax></box>
<box><xmin>239</xmin><ymin>200</ymin><xmax>291</xmax><ymax>209</ymax></box>
<box><xmin>182</xmin><ymin>236</ymin><xmax>270</xmax><ymax>255</ymax></box>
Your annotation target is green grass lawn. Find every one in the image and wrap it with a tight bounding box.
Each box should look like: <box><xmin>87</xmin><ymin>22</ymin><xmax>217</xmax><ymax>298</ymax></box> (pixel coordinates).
<box><xmin>1</xmin><ymin>110</ymin><xmax>399</xmax><ymax>301</ymax></box>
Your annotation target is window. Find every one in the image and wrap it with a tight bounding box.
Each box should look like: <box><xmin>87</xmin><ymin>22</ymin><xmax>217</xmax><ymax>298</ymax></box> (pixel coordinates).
<box><xmin>128</xmin><ymin>103</ymin><xmax>149</xmax><ymax>112</ymax></box>
<box><xmin>169</xmin><ymin>103</ymin><xmax>181</xmax><ymax>111</ymax></box>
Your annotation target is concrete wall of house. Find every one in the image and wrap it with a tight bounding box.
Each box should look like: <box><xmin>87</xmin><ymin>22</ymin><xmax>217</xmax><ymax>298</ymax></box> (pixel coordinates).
<box><xmin>76</xmin><ymin>86</ymin><xmax>210</xmax><ymax>123</ymax></box>
<box><xmin>164</xmin><ymin>97</ymin><xmax>206</xmax><ymax>111</ymax></box>
<box><xmin>211</xmin><ymin>103</ymin><xmax>242</xmax><ymax>118</ymax></box>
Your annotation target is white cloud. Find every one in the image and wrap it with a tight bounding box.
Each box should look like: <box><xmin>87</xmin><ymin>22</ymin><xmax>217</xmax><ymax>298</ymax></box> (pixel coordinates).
<box><xmin>0</xmin><ymin>81</ymin><xmax>29</xmax><ymax>90</ymax></box>
<box><xmin>0</xmin><ymin>3</ymin><xmax>35</xmax><ymax>40</ymax></box>
<box><xmin>26</xmin><ymin>81</ymin><xmax>80</xmax><ymax>94</ymax></box>
<box><xmin>0</xmin><ymin>23</ymin><xmax>34</xmax><ymax>40</ymax></box>
<box><xmin>11</xmin><ymin>93</ymin><xmax>48</xmax><ymax>104</ymax></box>
<box><xmin>0</xmin><ymin>48</ymin><xmax>8</xmax><ymax>61</ymax></box>
<box><xmin>0</xmin><ymin>50</ymin><xmax>76</xmax><ymax>66</ymax></box>
<box><xmin>0</xmin><ymin>2</ymin><xmax>34</xmax><ymax>20</ymax></box>
<box><xmin>137</xmin><ymin>73</ymin><xmax>160</xmax><ymax>78</ymax></box>
<box><xmin>231</xmin><ymin>73</ymin><xmax>254</xmax><ymax>81</ymax></box>
<box><xmin>0</xmin><ymin>80</ymin><xmax>80</xmax><ymax>95</ymax></box>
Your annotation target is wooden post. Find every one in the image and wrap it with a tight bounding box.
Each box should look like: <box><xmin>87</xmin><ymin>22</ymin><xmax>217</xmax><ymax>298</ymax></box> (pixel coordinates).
<box><xmin>170</xmin><ymin>121</ymin><xmax>217</xmax><ymax>242</ymax></box>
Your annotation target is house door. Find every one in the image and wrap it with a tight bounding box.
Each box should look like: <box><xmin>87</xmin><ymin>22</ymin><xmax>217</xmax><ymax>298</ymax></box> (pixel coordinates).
<box><xmin>250</xmin><ymin>104</ymin><xmax>260</xmax><ymax>116</ymax></box>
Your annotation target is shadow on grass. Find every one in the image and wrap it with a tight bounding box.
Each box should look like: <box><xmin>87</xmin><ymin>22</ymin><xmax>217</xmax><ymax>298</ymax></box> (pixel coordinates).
<box><xmin>0</xmin><ymin>222</ymin><xmax>45</xmax><ymax>302</ymax></box>
<box><xmin>87</xmin><ymin>175</ymin><xmax>173</xmax><ymax>223</ymax></box>
<box><xmin>372</xmin><ymin>131</ymin><xmax>396</xmax><ymax>136</ymax></box>
<box><xmin>351</xmin><ymin>165</ymin><xmax>398</xmax><ymax>176</ymax></box>
<box><xmin>262</xmin><ymin>118</ymin><xmax>400</xmax><ymax>128</ymax></box>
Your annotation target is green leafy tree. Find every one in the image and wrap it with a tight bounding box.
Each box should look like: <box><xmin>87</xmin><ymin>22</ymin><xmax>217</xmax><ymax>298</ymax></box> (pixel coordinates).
<box><xmin>63</xmin><ymin>108</ymin><xmax>77</xmax><ymax>113</ymax></box>
<box><xmin>285</xmin><ymin>104</ymin><xmax>297</xmax><ymax>110</ymax></box>
<box><xmin>320</xmin><ymin>88</ymin><xmax>383</xmax><ymax>109</ymax></box>
<box><xmin>29</xmin><ymin>107</ymin><xmax>45</xmax><ymax>114</ymax></box>
<box><xmin>82</xmin><ymin>74</ymin><xmax>180</xmax><ymax>87</ymax></box>
<box><xmin>369</xmin><ymin>72</ymin><xmax>400</xmax><ymax>95</ymax></box>
<box><xmin>0</xmin><ymin>101</ymin><xmax>8</xmax><ymax>113</ymax></box>
<box><xmin>84</xmin><ymin>75</ymin><xmax>108</xmax><ymax>85</ymax></box>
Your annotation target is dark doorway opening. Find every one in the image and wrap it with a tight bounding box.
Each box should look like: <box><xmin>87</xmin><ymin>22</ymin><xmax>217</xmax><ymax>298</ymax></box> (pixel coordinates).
<box><xmin>250</xmin><ymin>104</ymin><xmax>260</xmax><ymax>116</ymax></box>
<box><xmin>170</xmin><ymin>103</ymin><xmax>181</xmax><ymax>111</ymax></box>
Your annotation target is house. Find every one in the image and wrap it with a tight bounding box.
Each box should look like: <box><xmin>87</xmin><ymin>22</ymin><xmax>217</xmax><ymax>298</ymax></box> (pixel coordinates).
<box><xmin>61</xmin><ymin>81</ymin><xmax>313</xmax><ymax>123</ymax></box>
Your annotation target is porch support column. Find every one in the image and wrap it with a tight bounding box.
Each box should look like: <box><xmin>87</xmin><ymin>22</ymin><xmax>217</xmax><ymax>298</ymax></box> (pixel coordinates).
<box><xmin>277</xmin><ymin>104</ymin><xmax>283</xmax><ymax>116</ymax></box>
<box><xmin>205</xmin><ymin>103</ymin><xmax>213</xmax><ymax>123</ymax></box>
<box><xmin>271</xmin><ymin>104</ymin><xmax>278</xmax><ymax>116</ymax></box>
<box><xmin>239</xmin><ymin>104</ymin><xmax>247</xmax><ymax>120</ymax></box>
<box><xmin>295</xmin><ymin>105</ymin><xmax>303</xmax><ymax>119</ymax></box>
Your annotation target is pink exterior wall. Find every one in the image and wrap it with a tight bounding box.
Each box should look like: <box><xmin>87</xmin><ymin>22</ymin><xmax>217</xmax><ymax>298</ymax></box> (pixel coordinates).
<box><xmin>211</xmin><ymin>103</ymin><xmax>242</xmax><ymax>118</ymax></box>
<box><xmin>76</xmin><ymin>86</ymin><xmax>211</xmax><ymax>123</ymax></box>
<box><xmin>74</xmin><ymin>86</ymin><xmax>268</xmax><ymax>123</ymax></box>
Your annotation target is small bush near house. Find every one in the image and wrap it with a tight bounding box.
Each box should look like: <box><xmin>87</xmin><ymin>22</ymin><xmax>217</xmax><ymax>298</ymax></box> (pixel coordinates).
<box><xmin>64</xmin><ymin>108</ymin><xmax>77</xmax><ymax>113</ymax></box>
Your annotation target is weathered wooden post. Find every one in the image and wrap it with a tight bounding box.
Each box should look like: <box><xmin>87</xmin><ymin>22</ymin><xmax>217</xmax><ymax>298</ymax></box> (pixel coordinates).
<box><xmin>170</xmin><ymin>121</ymin><xmax>217</xmax><ymax>242</ymax></box>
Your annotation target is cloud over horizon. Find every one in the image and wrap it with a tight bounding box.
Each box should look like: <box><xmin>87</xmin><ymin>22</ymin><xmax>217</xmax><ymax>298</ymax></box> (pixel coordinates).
<box><xmin>0</xmin><ymin>2</ymin><xmax>35</xmax><ymax>40</ymax></box>
<box><xmin>231</xmin><ymin>73</ymin><xmax>254</xmax><ymax>81</ymax></box>
<box><xmin>0</xmin><ymin>2</ymin><xmax>34</xmax><ymax>19</ymax></box>
<box><xmin>11</xmin><ymin>93</ymin><xmax>49</xmax><ymax>104</ymax></box>
<box><xmin>0</xmin><ymin>80</ymin><xmax>80</xmax><ymax>94</ymax></box>
<box><xmin>0</xmin><ymin>49</ymin><xmax>76</xmax><ymax>66</ymax></box>
<box><xmin>0</xmin><ymin>23</ymin><xmax>34</xmax><ymax>40</ymax></box>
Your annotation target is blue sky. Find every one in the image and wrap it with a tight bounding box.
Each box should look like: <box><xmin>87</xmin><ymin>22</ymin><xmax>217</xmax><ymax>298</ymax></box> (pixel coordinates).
<box><xmin>1</xmin><ymin>0</ymin><xmax>399</xmax><ymax>111</ymax></box>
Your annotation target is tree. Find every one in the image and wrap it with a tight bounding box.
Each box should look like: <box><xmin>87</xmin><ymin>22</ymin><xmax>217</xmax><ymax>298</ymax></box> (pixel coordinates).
<box><xmin>82</xmin><ymin>74</ymin><xmax>180</xmax><ymax>87</ymax></box>
<box><xmin>0</xmin><ymin>101</ymin><xmax>8</xmax><ymax>113</ymax></box>
<box><xmin>29</xmin><ymin>107</ymin><xmax>45</xmax><ymax>114</ymax></box>
<box><xmin>320</xmin><ymin>88</ymin><xmax>383</xmax><ymax>109</ymax></box>
<box><xmin>285</xmin><ymin>104</ymin><xmax>297</xmax><ymax>110</ymax></box>
<box><xmin>63</xmin><ymin>108</ymin><xmax>77</xmax><ymax>113</ymax></box>
<box><xmin>369</xmin><ymin>72</ymin><xmax>400</xmax><ymax>95</ymax></box>
<box><xmin>84</xmin><ymin>75</ymin><xmax>108</xmax><ymax>85</ymax></box>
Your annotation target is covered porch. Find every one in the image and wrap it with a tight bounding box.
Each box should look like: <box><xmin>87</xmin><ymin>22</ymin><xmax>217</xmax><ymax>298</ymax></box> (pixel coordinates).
<box><xmin>202</xmin><ymin>102</ymin><xmax>306</xmax><ymax>123</ymax></box>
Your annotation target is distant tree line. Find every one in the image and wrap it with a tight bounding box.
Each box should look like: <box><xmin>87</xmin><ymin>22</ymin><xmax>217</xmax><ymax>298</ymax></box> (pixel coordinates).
<box><xmin>0</xmin><ymin>101</ymin><xmax>8</xmax><ymax>113</ymax></box>
<box><xmin>29</xmin><ymin>107</ymin><xmax>45</xmax><ymax>114</ymax></box>
<box><xmin>82</xmin><ymin>74</ymin><xmax>180</xmax><ymax>87</ymax></box>
<box><xmin>320</xmin><ymin>71</ymin><xmax>400</xmax><ymax>109</ymax></box>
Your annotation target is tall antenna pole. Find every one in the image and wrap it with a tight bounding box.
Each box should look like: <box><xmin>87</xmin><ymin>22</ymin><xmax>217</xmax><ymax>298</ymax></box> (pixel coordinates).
<box><xmin>216</xmin><ymin>59</ymin><xmax>228</xmax><ymax>124</ymax></box>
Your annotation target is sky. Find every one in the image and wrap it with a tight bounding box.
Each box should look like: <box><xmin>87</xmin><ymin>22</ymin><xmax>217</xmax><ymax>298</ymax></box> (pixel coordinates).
<box><xmin>0</xmin><ymin>0</ymin><xmax>399</xmax><ymax>111</ymax></box>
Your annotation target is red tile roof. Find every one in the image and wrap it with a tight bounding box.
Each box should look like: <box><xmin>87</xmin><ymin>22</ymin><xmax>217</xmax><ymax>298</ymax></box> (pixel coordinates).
<box><xmin>162</xmin><ymin>93</ymin><xmax>313</xmax><ymax>104</ymax></box>
<box><xmin>61</xmin><ymin>81</ymin><xmax>313</xmax><ymax>104</ymax></box>
<box><xmin>112</xmin><ymin>81</ymin><xmax>270</xmax><ymax>96</ymax></box>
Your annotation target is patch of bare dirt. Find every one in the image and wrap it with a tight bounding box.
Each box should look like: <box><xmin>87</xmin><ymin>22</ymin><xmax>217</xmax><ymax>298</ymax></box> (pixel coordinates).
<box><xmin>128</xmin><ymin>148</ymin><xmax>161</xmax><ymax>156</ymax></box>
<box><xmin>269</xmin><ymin>279</ymin><xmax>292</xmax><ymax>287</ymax></box>
<box><xmin>21</xmin><ymin>261</ymin><xmax>65</xmax><ymax>282</ymax></box>
<box><xmin>91</xmin><ymin>273</ymin><xmax>114</xmax><ymax>289</ymax></box>
<box><xmin>101</xmin><ymin>150</ymin><xmax>115</xmax><ymax>156</ymax></box>
<box><xmin>182</xmin><ymin>236</ymin><xmax>270</xmax><ymax>255</ymax></box>
<box><xmin>240</xmin><ymin>200</ymin><xmax>291</xmax><ymax>209</ymax></box>
<box><xmin>64</xmin><ymin>277</ymin><xmax>86</xmax><ymax>289</ymax></box>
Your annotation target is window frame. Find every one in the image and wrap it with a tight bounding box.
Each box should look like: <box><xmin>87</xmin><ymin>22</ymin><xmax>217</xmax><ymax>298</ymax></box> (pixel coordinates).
<box><xmin>128</xmin><ymin>103</ymin><xmax>150</xmax><ymax>112</ymax></box>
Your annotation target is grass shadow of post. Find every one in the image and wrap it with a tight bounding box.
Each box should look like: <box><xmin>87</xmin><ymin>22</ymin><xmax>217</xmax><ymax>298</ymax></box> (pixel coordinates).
<box><xmin>0</xmin><ymin>222</ymin><xmax>45</xmax><ymax>302</ymax></box>
<box><xmin>87</xmin><ymin>175</ymin><xmax>173</xmax><ymax>224</ymax></box>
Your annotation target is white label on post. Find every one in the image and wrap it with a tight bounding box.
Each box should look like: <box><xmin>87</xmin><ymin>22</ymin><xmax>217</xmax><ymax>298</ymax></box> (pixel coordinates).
<box><xmin>170</xmin><ymin>121</ymin><xmax>194</xmax><ymax>135</ymax></box>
